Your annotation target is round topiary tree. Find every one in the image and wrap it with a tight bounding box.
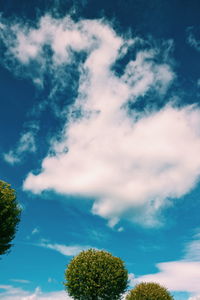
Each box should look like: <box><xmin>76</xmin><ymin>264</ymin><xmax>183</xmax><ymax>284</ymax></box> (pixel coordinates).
<box><xmin>126</xmin><ymin>282</ymin><xmax>174</xmax><ymax>300</ymax></box>
<box><xmin>64</xmin><ymin>248</ymin><xmax>128</xmax><ymax>300</ymax></box>
<box><xmin>0</xmin><ymin>180</ymin><xmax>21</xmax><ymax>256</ymax></box>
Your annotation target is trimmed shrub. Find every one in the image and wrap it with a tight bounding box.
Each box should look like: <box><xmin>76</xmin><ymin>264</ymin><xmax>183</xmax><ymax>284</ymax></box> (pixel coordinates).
<box><xmin>64</xmin><ymin>248</ymin><xmax>128</xmax><ymax>300</ymax></box>
<box><xmin>126</xmin><ymin>282</ymin><xmax>174</xmax><ymax>300</ymax></box>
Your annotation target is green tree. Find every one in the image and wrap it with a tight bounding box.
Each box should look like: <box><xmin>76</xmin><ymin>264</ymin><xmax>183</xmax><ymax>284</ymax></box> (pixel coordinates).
<box><xmin>64</xmin><ymin>248</ymin><xmax>128</xmax><ymax>300</ymax></box>
<box><xmin>126</xmin><ymin>282</ymin><xmax>174</xmax><ymax>300</ymax></box>
<box><xmin>0</xmin><ymin>180</ymin><xmax>21</xmax><ymax>256</ymax></box>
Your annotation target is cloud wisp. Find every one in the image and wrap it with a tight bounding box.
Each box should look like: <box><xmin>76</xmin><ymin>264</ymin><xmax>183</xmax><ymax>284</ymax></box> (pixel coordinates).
<box><xmin>187</xmin><ymin>27</ymin><xmax>200</xmax><ymax>52</ymax></box>
<box><xmin>3</xmin><ymin>122</ymin><xmax>39</xmax><ymax>165</ymax></box>
<box><xmin>1</xmin><ymin>14</ymin><xmax>200</xmax><ymax>227</ymax></box>
<box><xmin>184</xmin><ymin>232</ymin><xmax>200</xmax><ymax>261</ymax></box>
<box><xmin>39</xmin><ymin>240</ymin><xmax>93</xmax><ymax>256</ymax></box>
<box><xmin>10</xmin><ymin>279</ymin><xmax>31</xmax><ymax>284</ymax></box>
<box><xmin>0</xmin><ymin>285</ymin><xmax>70</xmax><ymax>300</ymax></box>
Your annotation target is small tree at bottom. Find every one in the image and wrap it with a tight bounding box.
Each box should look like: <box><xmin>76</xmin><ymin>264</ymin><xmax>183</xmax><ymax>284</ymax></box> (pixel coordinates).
<box><xmin>64</xmin><ymin>248</ymin><xmax>128</xmax><ymax>300</ymax></box>
<box><xmin>126</xmin><ymin>282</ymin><xmax>174</xmax><ymax>300</ymax></box>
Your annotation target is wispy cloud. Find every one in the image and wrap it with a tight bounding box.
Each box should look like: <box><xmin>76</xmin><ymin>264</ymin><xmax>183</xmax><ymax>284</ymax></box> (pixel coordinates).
<box><xmin>47</xmin><ymin>277</ymin><xmax>57</xmax><ymax>283</ymax></box>
<box><xmin>186</xmin><ymin>27</ymin><xmax>200</xmax><ymax>90</ymax></box>
<box><xmin>3</xmin><ymin>123</ymin><xmax>39</xmax><ymax>165</ymax></box>
<box><xmin>0</xmin><ymin>285</ymin><xmax>70</xmax><ymax>300</ymax></box>
<box><xmin>39</xmin><ymin>240</ymin><xmax>93</xmax><ymax>256</ymax></box>
<box><xmin>10</xmin><ymin>279</ymin><xmax>30</xmax><ymax>284</ymax></box>
<box><xmin>184</xmin><ymin>233</ymin><xmax>200</xmax><ymax>261</ymax></box>
<box><xmin>31</xmin><ymin>227</ymin><xmax>40</xmax><ymax>235</ymax></box>
<box><xmin>128</xmin><ymin>273</ymin><xmax>138</xmax><ymax>288</ymax></box>
<box><xmin>187</xmin><ymin>27</ymin><xmax>200</xmax><ymax>52</ymax></box>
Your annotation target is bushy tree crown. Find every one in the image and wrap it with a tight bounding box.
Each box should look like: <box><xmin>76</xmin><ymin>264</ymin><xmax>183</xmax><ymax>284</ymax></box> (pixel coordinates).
<box><xmin>0</xmin><ymin>180</ymin><xmax>21</xmax><ymax>256</ymax></box>
<box><xmin>64</xmin><ymin>248</ymin><xmax>128</xmax><ymax>300</ymax></box>
<box><xmin>126</xmin><ymin>282</ymin><xmax>174</xmax><ymax>300</ymax></box>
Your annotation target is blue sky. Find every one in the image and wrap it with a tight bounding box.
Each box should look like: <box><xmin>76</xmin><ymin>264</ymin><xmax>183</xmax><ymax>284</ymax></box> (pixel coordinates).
<box><xmin>1</xmin><ymin>1</ymin><xmax>200</xmax><ymax>299</ymax></box>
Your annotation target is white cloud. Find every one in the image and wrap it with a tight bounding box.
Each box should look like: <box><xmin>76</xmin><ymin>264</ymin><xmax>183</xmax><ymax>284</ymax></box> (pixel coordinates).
<box><xmin>9</xmin><ymin>15</ymin><xmax>90</xmax><ymax>65</ymax></box>
<box><xmin>137</xmin><ymin>260</ymin><xmax>200</xmax><ymax>294</ymax></box>
<box><xmin>135</xmin><ymin>231</ymin><xmax>200</xmax><ymax>298</ymax></box>
<box><xmin>24</xmin><ymin>104</ymin><xmax>200</xmax><ymax>227</ymax></box>
<box><xmin>39</xmin><ymin>240</ymin><xmax>93</xmax><ymax>256</ymax></box>
<box><xmin>3</xmin><ymin>14</ymin><xmax>200</xmax><ymax>227</ymax></box>
<box><xmin>0</xmin><ymin>285</ymin><xmax>70</xmax><ymax>300</ymax></box>
<box><xmin>13</xmin><ymin>15</ymin><xmax>200</xmax><ymax>227</ymax></box>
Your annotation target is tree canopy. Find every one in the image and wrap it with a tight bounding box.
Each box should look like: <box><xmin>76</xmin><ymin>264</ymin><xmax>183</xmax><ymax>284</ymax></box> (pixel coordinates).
<box><xmin>64</xmin><ymin>248</ymin><xmax>128</xmax><ymax>300</ymax></box>
<box><xmin>0</xmin><ymin>180</ymin><xmax>21</xmax><ymax>256</ymax></box>
<box><xmin>126</xmin><ymin>282</ymin><xmax>174</xmax><ymax>300</ymax></box>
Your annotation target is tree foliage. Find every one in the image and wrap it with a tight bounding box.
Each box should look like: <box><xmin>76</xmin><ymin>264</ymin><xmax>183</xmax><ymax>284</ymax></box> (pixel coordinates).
<box><xmin>0</xmin><ymin>180</ymin><xmax>21</xmax><ymax>256</ymax></box>
<box><xmin>126</xmin><ymin>282</ymin><xmax>174</xmax><ymax>300</ymax></box>
<box><xmin>64</xmin><ymin>248</ymin><xmax>128</xmax><ymax>300</ymax></box>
